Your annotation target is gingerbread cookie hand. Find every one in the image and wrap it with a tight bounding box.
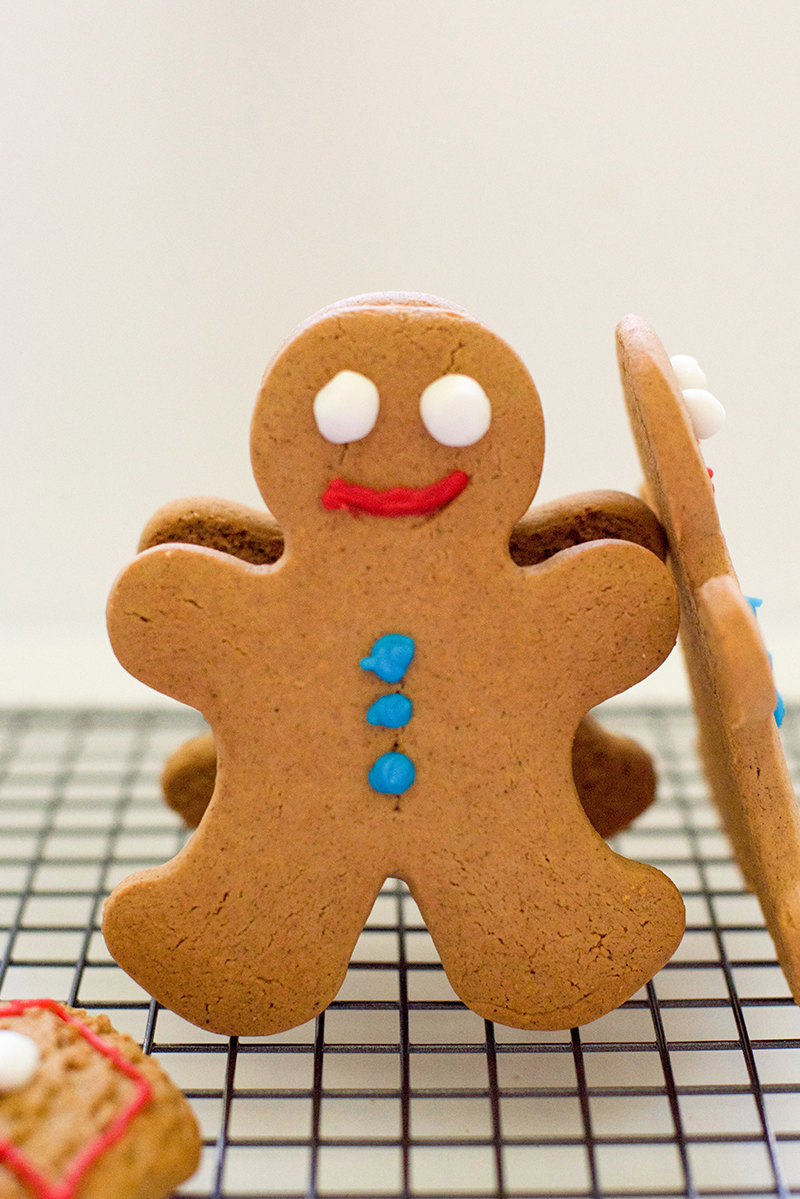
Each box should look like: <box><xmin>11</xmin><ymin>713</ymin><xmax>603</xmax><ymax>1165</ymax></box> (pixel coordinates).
<box><xmin>107</xmin><ymin>544</ymin><xmax>268</xmax><ymax>713</ymax></box>
<box><xmin>104</xmin><ymin>294</ymin><xmax>684</xmax><ymax>1035</ymax></box>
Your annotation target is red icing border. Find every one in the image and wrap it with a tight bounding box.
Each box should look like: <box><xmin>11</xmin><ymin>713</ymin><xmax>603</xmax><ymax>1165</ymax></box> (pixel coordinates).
<box><xmin>321</xmin><ymin>470</ymin><xmax>469</xmax><ymax>516</ymax></box>
<box><xmin>0</xmin><ymin>998</ymin><xmax>153</xmax><ymax>1199</ymax></box>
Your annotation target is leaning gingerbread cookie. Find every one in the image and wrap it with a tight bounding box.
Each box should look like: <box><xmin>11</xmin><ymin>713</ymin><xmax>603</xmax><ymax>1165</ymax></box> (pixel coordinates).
<box><xmin>617</xmin><ymin>315</ymin><xmax>800</xmax><ymax>1006</ymax></box>
<box><xmin>0</xmin><ymin>998</ymin><xmax>200</xmax><ymax>1199</ymax></box>
<box><xmin>146</xmin><ymin>488</ymin><xmax>668</xmax><ymax>835</ymax></box>
<box><xmin>104</xmin><ymin>292</ymin><xmax>685</xmax><ymax>1036</ymax></box>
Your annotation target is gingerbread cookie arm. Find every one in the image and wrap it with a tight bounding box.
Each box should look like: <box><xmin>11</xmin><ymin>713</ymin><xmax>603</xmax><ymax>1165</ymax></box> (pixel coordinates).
<box><xmin>616</xmin><ymin>314</ymin><xmax>800</xmax><ymax>1003</ymax></box>
<box><xmin>107</xmin><ymin>543</ymin><xmax>265</xmax><ymax>711</ymax></box>
<box><xmin>138</xmin><ymin>495</ymin><xmax>284</xmax><ymax>564</ymax></box>
<box><xmin>529</xmin><ymin>538</ymin><xmax>680</xmax><ymax>714</ymax></box>
<box><xmin>510</xmin><ymin>489</ymin><xmax>667</xmax><ymax>566</ymax></box>
<box><xmin>141</xmin><ymin>492</ymin><xmax>665</xmax><ymax>569</ymax></box>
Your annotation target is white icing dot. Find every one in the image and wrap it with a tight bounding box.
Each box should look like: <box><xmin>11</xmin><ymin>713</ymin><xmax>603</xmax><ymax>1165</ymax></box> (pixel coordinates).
<box><xmin>0</xmin><ymin>1029</ymin><xmax>40</xmax><ymax>1091</ymax></box>
<box><xmin>313</xmin><ymin>371</ymin><xmax>380</xmax><ymax>444</ymax></box>
<box><xmin>419</xmin><ymin>375</ymin><xmax>491</xmax><ymax>448</ymax></box>
<box><xmin>682</xmin><ymin>388</ymin><xmax>726</xmax><ymax>440</ymax></box>
<box><xmin>670</xmin><ymin>354</ymin><xmax>707</xmax><ymax>390</ymax></box>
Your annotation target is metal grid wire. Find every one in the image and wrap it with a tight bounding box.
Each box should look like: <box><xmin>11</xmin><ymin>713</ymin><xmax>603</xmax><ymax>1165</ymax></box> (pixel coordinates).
<box><xmin>1</xmin><ymin>706</ymin><xmax>800</xmax><ymax>1199</ymax></box>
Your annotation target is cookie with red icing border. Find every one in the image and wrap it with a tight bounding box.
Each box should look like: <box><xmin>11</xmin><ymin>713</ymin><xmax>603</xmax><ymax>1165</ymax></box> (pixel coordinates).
<box><xmin>104</xmin><ymin>292</ymin><xmax>684</xmax><ymax>1035</ymax></box>
<box><xmin>617</xmin><ymin>314</ymin><xmax>800</xmax><ymax>1005</ymax></box>
<box><xmin>0</xmin><ymin>999</ymin><xmax>200</xmax><ymax>1199</ymax></box>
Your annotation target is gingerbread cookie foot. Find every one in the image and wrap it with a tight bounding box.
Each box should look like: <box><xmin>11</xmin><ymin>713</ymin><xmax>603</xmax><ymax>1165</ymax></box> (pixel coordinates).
<box><xmin>103</xmin><ymin>758</ymin><xmax>391</xmax><ymax>1035</ymax></box>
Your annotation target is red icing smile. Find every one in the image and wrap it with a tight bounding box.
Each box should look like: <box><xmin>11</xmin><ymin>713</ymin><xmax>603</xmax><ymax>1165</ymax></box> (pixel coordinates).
<box><xmin>0</xmin><ymin>998</ymin><xmax>153</xmax><ymax>1199</ymax></box>
<box><xmin>321</xmin><ymin>470</ymin><xmax>469</xmax><ymax>516</ymax></box>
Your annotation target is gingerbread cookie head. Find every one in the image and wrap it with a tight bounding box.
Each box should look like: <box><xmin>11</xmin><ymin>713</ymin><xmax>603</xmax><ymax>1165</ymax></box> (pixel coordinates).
<box><xmin>249</xmin><ymin>293</ymin><xmax>545</xmax><ymax>552</ymax></box>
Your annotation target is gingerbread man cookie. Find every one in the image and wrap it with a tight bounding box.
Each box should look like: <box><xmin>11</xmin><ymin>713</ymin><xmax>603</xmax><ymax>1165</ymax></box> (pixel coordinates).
<box><xmin>617</xmin><ymin>314</ymin><xmax>800</xmax><ymax>1006</ymax></box>
<box><xmin>104</xmin><ymin>293</ymin><xmax>684</xmax><ymax>1035</ymax></box>
<box><xmin>145</xmin><ymin>490</ymin><xmax>667</xmax><ymax>835</ymax></box>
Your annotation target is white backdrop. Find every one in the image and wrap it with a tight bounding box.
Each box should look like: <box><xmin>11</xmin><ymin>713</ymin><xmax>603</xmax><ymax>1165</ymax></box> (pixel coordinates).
<box><xmin>2</xmin><ymin>1</ymin><xmax>799</xmax><ymax>703</ymax></box>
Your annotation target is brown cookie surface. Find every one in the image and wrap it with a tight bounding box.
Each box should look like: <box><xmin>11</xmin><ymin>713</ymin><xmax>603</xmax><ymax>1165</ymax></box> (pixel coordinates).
<box><xmin>105</xmin><ymin>293</ymin><xmax>684</xmax><ymax>1035</ymax></box>
<box><xmin>0</xmin><ymin>999</ymin><xmax>200</xmax><ymax>1199</ymax></box>
<box><xmin>162</xmin><ymin>732</ymin><xmax>217</xmax><ymax>828</ymax></box>
<box><xmin>571</xmin><ymin>716</ymin><xmax>657</xmax><ymax>838</ymax></box>
<box><xmin>617</xmin><ymin>314</ymin><xmax>800</xmax><ymax>1005</ymax></box>
<box><xmin>162</xmin><ymin>718</ymin><xmax>657</xmax><ymax>839</ymax></box>
<box><xmin>151</xmin><ymin>489</ymin><xmax>667</xmax><ymax>834</ymax></box>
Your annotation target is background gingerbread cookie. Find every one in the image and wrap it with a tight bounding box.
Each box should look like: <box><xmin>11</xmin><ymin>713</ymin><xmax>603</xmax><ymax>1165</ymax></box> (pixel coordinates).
<box><xmin>617</xmin><ymin>314</ymin><xmax>800</xmax><ymax>1008</ymax></box>
<box><xmin>104</xmin><ymin>293</ymin><xmax>684</xmax><ymax>1036</ymax></box>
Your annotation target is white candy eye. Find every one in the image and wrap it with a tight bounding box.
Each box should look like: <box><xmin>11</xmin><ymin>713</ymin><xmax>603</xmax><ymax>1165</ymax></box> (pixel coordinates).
<box><xmin>313</xmin><ymin>371</ymin><xmax>379</xmax><ymax>444</ymax></box>
<box><xmin>682</xmin><ymin>388</ymin><xmax>726</xmax><ymax>440</ymax></box>
<box><xmin>0</xmin><ymin>1030</ymin><xmax>40</xmax><ymax>1091</ymax></box>
<box><xmin>670</xmin><ymin>354</ymin><xmax>707</xmax><ymax>390</ymax></box>
<box><xmin>419</xmin><ymin>375</ymin><xmax>491</xmax><ymax>447</ymax></box>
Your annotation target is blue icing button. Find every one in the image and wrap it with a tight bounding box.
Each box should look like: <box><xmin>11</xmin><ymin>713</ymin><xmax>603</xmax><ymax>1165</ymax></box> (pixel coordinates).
<box><xmin>775</xmin><ymin>690</ymin><xmax>785</xmax><ymax>728</ymax></box>
<box><xmin>369</xmin><ymin>751</ymin><xmax>415</xmax><ymax>795</ymax></box>
<box><xmin>360</xmin><ymin>634</ymin><xmax>415</xmax><ymax>683</ymax></box>
<box><xmin>366</xmin><ymin>694</ymin><xmax>413</xmax><ymax>729</ymax></box>
<box><xmin>747</xmin><ymin>601</ymin><xmax>784</xmax><ymax>727</ymax></box>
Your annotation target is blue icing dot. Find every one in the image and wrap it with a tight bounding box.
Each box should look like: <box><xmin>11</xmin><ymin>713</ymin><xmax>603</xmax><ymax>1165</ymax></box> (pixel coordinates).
<box><xmin>746</xmin><ymin>599</ymin><xmax>784</xmax><ymax>727</ymax></box>
<box><xmin>366</xmin><ymin>694</ymin><xmax>413</xmax><ymax>729</ymax></box>
<box><xmin>369</xmin><ymin>751</ymin><xmax>415</xmax><ymax>795</ymax></box>
<box><xmin>775</xmin><ymin>690</ymin><xmax>785</xmax><ymax>728</ymax></box>
<box><xmin>360</xmin><ymin>634</ymin><xmax>415</xmax><ymax>683</ymax></box>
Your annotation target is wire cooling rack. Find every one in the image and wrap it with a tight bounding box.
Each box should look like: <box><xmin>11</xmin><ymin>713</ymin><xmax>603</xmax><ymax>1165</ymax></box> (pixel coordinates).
<box><xmin>1</xmin><ymin>706</ymin><xmax>799</xmax><ymax>1199</ymax></box>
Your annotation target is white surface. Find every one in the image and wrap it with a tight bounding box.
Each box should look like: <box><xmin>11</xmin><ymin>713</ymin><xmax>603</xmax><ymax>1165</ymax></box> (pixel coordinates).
<box><xmin>0</xmin><ymin>628</ymin><xmax>182</xmax><ymax>708</ymax></box>
<box><xmin>2</xmin><ymin>1</ymin><xmax>799</xmax><ymax>686</ymax></box>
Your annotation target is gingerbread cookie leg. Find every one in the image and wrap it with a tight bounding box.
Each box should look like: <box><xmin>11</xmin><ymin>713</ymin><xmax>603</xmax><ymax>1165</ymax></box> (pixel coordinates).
<box><xmin>103</xmin><ymin>786</ymin><xmax>389</xmax><ymax>1035</ymax></box>
<box><xmin>398</xmin><ymin>539</ymin><xmax>683</xmax><ymax>1030</ymax></box>
<box><xmin>406</xmin><ymin>820</ymin><xmax>682</xmax><ymax>1029</ymax></box>
<box><xmin>571</xmin><ymin>715</ymin><xmax>656</xmax><ymax>837</ymax></box>
<box><xmin>161</xmin><ymin>732</ymin><xmax>216</xmax><ymax>828</ymax></box>
<box><xmin>105</xmin><ymin>546</ymin><xmax>394</xmax><ymax>1035</ymax></box>
<box><xmin>617</xmin><ymin>314</ymin><xmax>800</xmax><ymax>1003</ymax></box>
